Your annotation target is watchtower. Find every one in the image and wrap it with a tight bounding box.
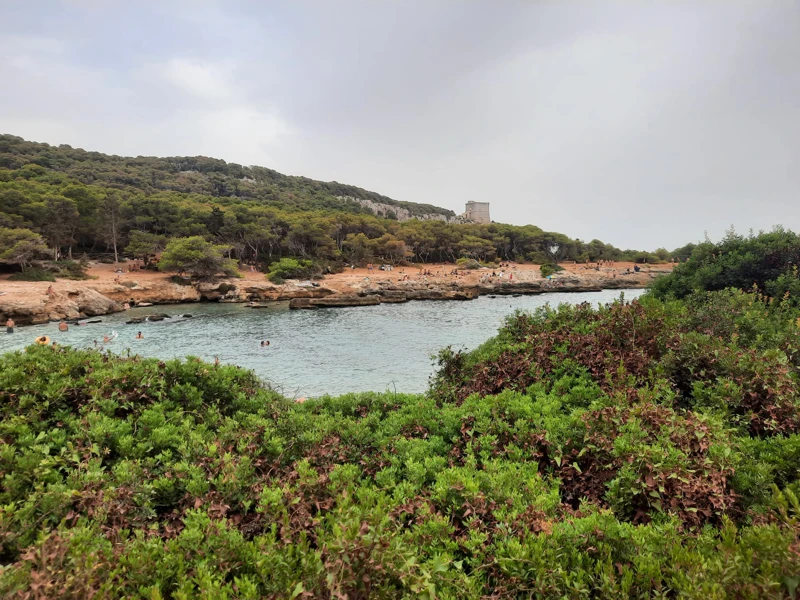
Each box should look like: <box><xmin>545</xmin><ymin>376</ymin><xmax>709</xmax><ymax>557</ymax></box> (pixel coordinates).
<box><xmin>464</xmin><ymin>201</ymin><xmax>490</xmax><ymax>224</ymax></box>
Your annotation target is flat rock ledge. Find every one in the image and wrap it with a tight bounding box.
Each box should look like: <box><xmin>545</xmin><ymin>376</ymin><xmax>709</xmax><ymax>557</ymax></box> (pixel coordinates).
<box><xmin>1</xmin><ymin>274</ymin><xmax>653</xmax><ymax>324</ymax></box>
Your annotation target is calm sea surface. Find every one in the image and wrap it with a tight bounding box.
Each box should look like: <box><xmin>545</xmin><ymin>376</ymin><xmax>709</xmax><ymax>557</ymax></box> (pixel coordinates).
<box><xmin>0</xmin><ymin>289</ymin><xmax>644</xmax><ymax>397</ymax></box>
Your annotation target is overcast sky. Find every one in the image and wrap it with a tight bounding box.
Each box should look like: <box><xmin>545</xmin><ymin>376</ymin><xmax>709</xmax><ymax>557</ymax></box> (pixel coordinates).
<box><xmin>2</xmin><ymin>1</ymin><xmax>798</xmax><ymax>250</ymax></box>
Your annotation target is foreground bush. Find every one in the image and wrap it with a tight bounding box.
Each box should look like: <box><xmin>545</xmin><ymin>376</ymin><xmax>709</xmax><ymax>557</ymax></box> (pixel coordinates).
<box><xmin>651</xmin><ymin>227</ymin><xmax>800</xmax><ymax>307</ymax></box>
<box><xmin>1</xmin><ymin>291</ymin><xmax>800</xmax><ymax>597</ymax></box>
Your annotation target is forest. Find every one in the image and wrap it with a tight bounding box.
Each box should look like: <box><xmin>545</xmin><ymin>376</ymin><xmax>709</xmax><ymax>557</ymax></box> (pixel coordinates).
<box><xmin>0</xmin><ymin>135</ymin><xmax>675</xmax><ymax>274</ymax></box>
<box><xmin>1</xmin><ymin>231</ymin><xmax>800</xmax><ymax>597</ymax></box>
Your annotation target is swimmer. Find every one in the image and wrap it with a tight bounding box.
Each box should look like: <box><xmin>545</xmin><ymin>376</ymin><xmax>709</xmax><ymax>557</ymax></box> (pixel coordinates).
<box><xmin>58</xmin><ymin>321</ymin><xmax>68</xmax><ymax>332</ymax></box>
<box><xmin>135</xmin><ymin>331</ymin><xmax>144</xmax><ymax>339</ymax></box>
<box><xmin>260</xmin><ymin>340</ymin><xmax>270</xmax><ymax>347</ymax></box>
<box><xmin>6</xmin><ymin>318</ymin><xmax>14</xmax><ymax>334</ymax></box>
<box><xmin>103</xmin><ymin>334</ymin><xmax>111</xmax><ymax>343</ymax></box>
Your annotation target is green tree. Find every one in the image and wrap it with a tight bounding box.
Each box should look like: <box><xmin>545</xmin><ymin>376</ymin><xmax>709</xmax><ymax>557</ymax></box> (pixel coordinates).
<box><xmin>125</xmin><ymin>230</ymin><xmax>166</xmax><ymax>261</ymax></box>
<box><xmin>0</xmin><ymin>227</ymin><xmax>48</xmax><ymax>270</ymax></box>
<box><xmin>458</xmin><ymin>235</ymin><xmax>495</xmax><ymax>261</ymax></box>
<box><xmin>41</xmin><ymin>197</ymin><xmax>79</xmax><ymax>259</ymax></box>
<box><xmin>158</xmin><ymin>236</ymin><xmax>239</xmax><ymax>278</ymax></box>
<box><xmin>99</xmin><ymin>193</ymin><xmax>124</xmax><ymax>263</ymax></box>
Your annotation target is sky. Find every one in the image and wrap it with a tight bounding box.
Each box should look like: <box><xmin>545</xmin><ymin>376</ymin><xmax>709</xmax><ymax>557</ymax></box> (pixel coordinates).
<box><xmin>1</xmin><ymin>1</ymin><xmax>799</xmax><ymax>251</ymax></box>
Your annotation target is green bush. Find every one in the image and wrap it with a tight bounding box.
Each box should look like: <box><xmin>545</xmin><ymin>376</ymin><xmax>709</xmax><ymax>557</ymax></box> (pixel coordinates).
<box><xmin>1</xmin><ymin>289</ymin><xmax>800</xmax><ymax>596</ymax></box>
<box><xmin>267</xmin><ymin>258</ymin><xmax>317</xmax><ymax>283</ymax></box>
<box><xmin>651</xmin><ymin>227</ymin><xmax>800</xmax><ymax>307</ymax></box>
<box><xmin>540</xmin><ymin>263</ymin><xmax>564</xmax><ymax>277</ymax></box>
<box><xmin>47</xmin><ymin>259</ymin><xmax>91</xmax><ymax>280</ymax></box>
<box><xmin>7</xmin><ymin>267</ymin><xmax>55</xmax><ymax>282</ymax></box>
<box><xmin>456</xmin><ymin>257</ymin><xmax>481</xmax><ymax>269</ymax></box>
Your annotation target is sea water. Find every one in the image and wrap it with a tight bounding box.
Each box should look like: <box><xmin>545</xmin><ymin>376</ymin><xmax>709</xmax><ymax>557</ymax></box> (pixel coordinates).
<box><xmin>0</xmin><ymin>289</ymin><xmax>645</xmax><ymax>397</ymax></box>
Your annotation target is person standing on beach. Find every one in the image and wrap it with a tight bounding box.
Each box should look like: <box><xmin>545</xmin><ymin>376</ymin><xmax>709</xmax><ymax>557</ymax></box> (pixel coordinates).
<box><xmin>6</xmin><ymin>318</ymin><xmax>14</xmax><ymax>334</ymax></box>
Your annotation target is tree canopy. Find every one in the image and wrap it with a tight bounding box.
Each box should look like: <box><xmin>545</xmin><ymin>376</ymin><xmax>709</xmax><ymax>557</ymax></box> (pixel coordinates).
<box><xmin>0</xmin><ymin>134</ymin><xmax>671</xmax><ymax>269</ymax></box>
<box><xmin>0</xmin><ymin>227</ymin><xmax>47</xmax><ymax>270</ymax></box>
<box><xmin>158</xmin><ymin>236</ymin><xmax>239</xmax><ymax>278</ymax></box>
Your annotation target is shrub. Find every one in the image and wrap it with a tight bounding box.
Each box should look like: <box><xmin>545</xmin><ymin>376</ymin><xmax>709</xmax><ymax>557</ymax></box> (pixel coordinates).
<box><xmin>651</xmin><ymin>227</ymin><xmax>800</xmax><ymax>307</ymax></box>
<box><xmin>267</xmin><ymin>258</ymin><xmax>317</xmax><ymax>283</ymax></box>
<box><xmin>7</xmin><ymin>267</ymin><xmax>55</xmax><ymax>282</ymax></box>
<box><xmin>456</xmin><ymin>257</ymin><xmax>481</xmax><ymax>269</ymax></box>
<box><xmin>540</xmin><ymin>263</ymin><xmax>564</xmax><ymax>278</ymax></box>
<box><xmin>2</xmin><ymin>290</ymin><xmax>800</xmax><ymax>597</ymax></box>
<box><xmin>46</xmin><ymin>259</ymin><xmax>90</xmax><ymax>280</ymax></box>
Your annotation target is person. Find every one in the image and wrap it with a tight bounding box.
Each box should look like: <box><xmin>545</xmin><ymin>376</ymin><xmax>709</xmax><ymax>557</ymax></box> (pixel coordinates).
<box><xmin>35</xmin><ymin>335</ymin><xmax>50</xmax><ymax>345</ymax></box>
<box><xmin>46</xmin><ymin>285</ymin><xmax>54</xmax><ymax>296</ymax></box>
<box><xmin>6</xmin><ymin>318</ymin><xmax>14</xmax><ymax>334</ymax></box>
<box><xmin>135</xmin><ymin>331</ymin><xmax>144</xmax><ymax>339</ymax></box>
<box><xmin>123</xmin><ymin>302</ymin><xmax>131</xmax><ymax>310</ymax></box>
<box><xmin>261</xmin><ymin>340</ymin><xmax>271</xmax><ymax>347</ymax></box>
<box><xmin>214</xmin><ymin>356</ymin><xmax>220</xmax><ymax>366</ymax></box>
<box><xmin>103</xmin><ymin>334</ymin><xmax>111</xmax><ymax>343</ymax></box>
<box><xmin>58</xmin><ymin>321</ymin><xmax>68</xmax><ymax>332</ymax></box>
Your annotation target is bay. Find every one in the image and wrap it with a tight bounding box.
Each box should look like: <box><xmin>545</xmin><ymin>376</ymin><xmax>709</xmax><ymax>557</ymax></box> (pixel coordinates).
<box><xmin>0</xmin><ymin>289</ymin><xmax>644</xmax><ymax>397</ymax></box>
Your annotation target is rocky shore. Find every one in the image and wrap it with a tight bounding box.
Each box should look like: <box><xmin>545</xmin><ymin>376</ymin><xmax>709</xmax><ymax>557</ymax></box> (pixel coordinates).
<box><xmin>0</xmin><ymin>268</ymin><xmax>665</xmax><ymax>325</ymax></box>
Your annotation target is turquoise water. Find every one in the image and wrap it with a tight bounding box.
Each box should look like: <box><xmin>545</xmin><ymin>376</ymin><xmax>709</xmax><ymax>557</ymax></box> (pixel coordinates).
<box><xmin>0</xmin><ymin>289</ymin><xmax>644</xmax><ymax>397</ymax></box>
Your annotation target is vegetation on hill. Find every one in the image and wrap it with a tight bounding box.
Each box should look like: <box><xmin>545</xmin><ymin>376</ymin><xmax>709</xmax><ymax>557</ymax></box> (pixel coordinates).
<box><xmin>0</xmin><ymin>135</ymin><xmax>668</xmax><ymax>274</ymax></box>
<box><xmin>0</xmin><ymin>135</ymin><xmax>453</xmax><ymax>219</ymax></box>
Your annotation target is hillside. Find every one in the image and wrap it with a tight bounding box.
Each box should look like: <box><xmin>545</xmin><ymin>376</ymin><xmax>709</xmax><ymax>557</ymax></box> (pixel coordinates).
<box><xmin>0</xmin><ymin>134</ymin><xmax>455</xmax><ymax>220</ymax></box>
<box><xmin>0</xmin><ymin>134</ymin><xmax>667</xmax><ymax>274</ymax></box>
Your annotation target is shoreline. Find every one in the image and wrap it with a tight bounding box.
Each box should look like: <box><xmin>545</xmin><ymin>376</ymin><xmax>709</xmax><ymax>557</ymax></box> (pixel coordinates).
<box><xmin>0</xmin><ymin>261</ymin><xmax>671</xmax><ymax>326</ymax></box>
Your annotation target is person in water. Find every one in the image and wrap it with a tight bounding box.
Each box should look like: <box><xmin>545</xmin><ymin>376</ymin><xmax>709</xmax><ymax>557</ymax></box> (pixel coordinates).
<box><xmin>58</xmin><ymin>321</ymin><xmax>68</xmax><ymax>332</ymax></box>
<box><xmin>103</xmin><ymin>334</ymin><xmax>111</xmax><ymax>343</ymax></box>
<box><xmin>135</xmin><ymin>331</ymin><xmax>144</xmax><ymax>339</ymax></box>
<box><xmin>6</xmin><ymin>318</ymin><xmax>14</xmax><ymax>334</ymax></box>
<box><xmin>260</xmin><ymin>340</ymin><xmax>270</xmax><ymax>347</ymax></box>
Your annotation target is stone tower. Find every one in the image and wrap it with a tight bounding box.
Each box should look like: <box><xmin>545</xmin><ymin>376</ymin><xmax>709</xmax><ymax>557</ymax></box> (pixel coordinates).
<box><xmin>464</xmin><ymin>201</ymin><xmax>490</xmax><ymax>224</ymax></box>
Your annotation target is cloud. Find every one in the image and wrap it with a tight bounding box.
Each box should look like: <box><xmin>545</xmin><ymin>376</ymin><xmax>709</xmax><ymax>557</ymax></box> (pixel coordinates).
<box><xmin>151</xmin><ymin>58</ymin><xmax>235</xmax><ymax>101</ymax></box>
